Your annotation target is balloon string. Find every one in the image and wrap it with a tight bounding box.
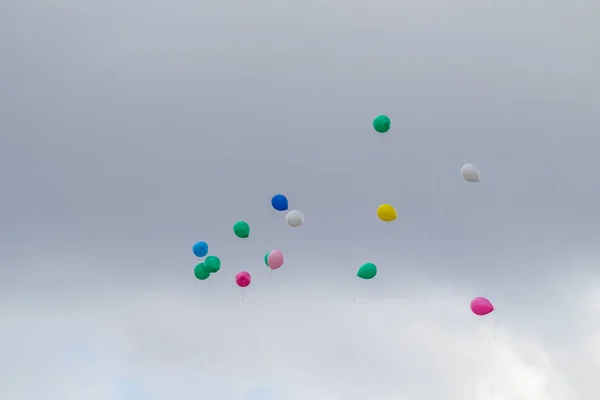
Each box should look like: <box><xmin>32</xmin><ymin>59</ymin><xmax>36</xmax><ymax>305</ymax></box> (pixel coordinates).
<box><xmin>209</xmin><ymin>278</ymin><xmax>216</xmax><ymax>295</ymax></box>
<box><xmin>269</xmin><ymin>269</ymin><xmax>272</xmax><ymax>283</ymax></box>
<box><xmin>493</xmin><ymin>309</ymin><xmax>502</xmax><ymax>340</ymax></box>
<box><xmin>241</xmin><ymin>289</ymin><xmax>245</xmax><ymax>303</ymax></box>
<box><xmin>184</xmin><ymin>279</ymin><xmax>199</xmax><ymax>300</ymax></box>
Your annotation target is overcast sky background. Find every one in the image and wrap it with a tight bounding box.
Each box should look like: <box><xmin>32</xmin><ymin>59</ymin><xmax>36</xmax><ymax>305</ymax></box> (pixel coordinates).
<box><xmin>1</xmin><ymin>0</ymin><xmax>599</xmax><ymax>399</ymax></box>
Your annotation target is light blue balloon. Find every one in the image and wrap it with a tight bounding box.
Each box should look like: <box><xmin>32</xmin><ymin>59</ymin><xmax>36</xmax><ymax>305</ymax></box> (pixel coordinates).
<box><xmin>192</xmin><ymin>241</ymin><xmax>208</xmax><ymax>257</ymax></box>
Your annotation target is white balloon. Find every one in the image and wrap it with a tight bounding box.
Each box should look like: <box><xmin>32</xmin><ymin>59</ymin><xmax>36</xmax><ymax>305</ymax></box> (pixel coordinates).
<box><xmin>286</xmin><ymin>210</ymin><xmax>304</xmax><ymax>227</ymax></box>
<box><xmin>461</xmin><ymin>163</ymin><xmax>481</xmax><ymax>182</ymax></box>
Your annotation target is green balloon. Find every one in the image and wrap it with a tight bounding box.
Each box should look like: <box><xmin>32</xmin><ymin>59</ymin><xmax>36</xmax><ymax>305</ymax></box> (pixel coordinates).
<box><xmin>233</xmin><ymin>221</ymin><xmax>250</xmax><ymax>238</ymax></box>
<box><xmin>264</xmin><ymin>251</ymin><xmax>271</xmax><ymax>267</ymax></box>
<box><xmin>205</xmin><ymin>256</ymin><xmax>221</xmax><ymax>273</ymax></box>
<box><xmin>194</xmin><ymin>262</ymin><xmax>210</xmax><ymax>280</ymax></box>
<box><xmin>373</xmin><ymin>115</ymin><xmax>391</xmax><ymax>133</ymax></box>
<box><xmin>357</xmin><ymin>262</ymin><xmax>377</xmax><ymax>280</ymax></box>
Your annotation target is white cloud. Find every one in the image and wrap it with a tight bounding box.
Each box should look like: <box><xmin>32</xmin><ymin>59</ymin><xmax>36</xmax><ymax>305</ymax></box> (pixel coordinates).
<box><xmin>0</xmin><ymin>283</ymin><xmax>590</xmax><ymax>400</ymax></box>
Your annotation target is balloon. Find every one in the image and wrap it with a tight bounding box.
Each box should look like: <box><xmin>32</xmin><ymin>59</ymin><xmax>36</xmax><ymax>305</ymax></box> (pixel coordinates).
<box><xmin>194</xmin><ymin>262</ymin><xmax>210</xmax><ymax>280</ymax></box>
<box><xmin>461</xmin><ymin>164</ymin><xmax>481</xmax><ymax>182</ymax></box>
<box><xmin>264</xmin><ymin>251</ymin><xmax>271</xmax><ymax>267</ymax></box>
<box><xmin>192</xmin><ymin>241</ymin><xmax>208</xmax><ymax>258</ymax></box>
<box><xmin>267</xmin><ymin>250</ymin><xmax>284</xmax><ymax>270</ymax></box>
<box><xmin>271</xmin><ymin>194</ymin><xmax>289</xmax><ymax>211</ymax></box>
<box><xmin>235</xmin><ymin>271</ymin><xmax>251</xmax><ymax>288</ymax></box>
<box><xmin>373</xmin><ymin>115</ymin><xmax>391</xmax><ymax>133</ymax></box>
<box><xmin>286</xmin><ymin>210</ymin><xmax>304</xmax><ymax>227</ymax></box>
<box><xmin>204</xmin><ymin>256</ymin><xmax>221</xmax><ymax>273</ymax></box>
<box><xmin>377</xmin><ymin>204</ymin><xmax>397</xmax><ymax>222</ymax></box>
<box><xmin>357</xmin><ymin>262</ymin><xmax>377</xmax><ymax>279</ymax></box>
<box><xmin>470</xmin><ymin>297</ymin><xmax>494</xmax><ymax>316</ymax></box>
<box><xmin>233</xmin><ymin>221</ymin><xmax>250</xmax><ymax>238</ymax></box>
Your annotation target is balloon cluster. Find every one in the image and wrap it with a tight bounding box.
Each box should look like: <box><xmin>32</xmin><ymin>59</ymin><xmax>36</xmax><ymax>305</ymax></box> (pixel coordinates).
<box><xmin>192</xmin><ymin>193</ymin><xmax>304</xmax><ymax>289</ymax></box>
<box><xmin>189</xmin><ymin>115</ymin><xmax>493</xmax><ymax>317</ymax></box>
<box><xmin>192</xmin><ymin>241</ymin><xmax>221</xmax><ymax>280</ymax></box>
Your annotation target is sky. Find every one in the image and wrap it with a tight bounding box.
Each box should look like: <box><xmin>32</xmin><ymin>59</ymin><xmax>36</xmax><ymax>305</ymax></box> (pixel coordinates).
<box><xmin>0</xmin><ymin>0</ymin><xmax>599</xmax><ymax>398</ymax></box>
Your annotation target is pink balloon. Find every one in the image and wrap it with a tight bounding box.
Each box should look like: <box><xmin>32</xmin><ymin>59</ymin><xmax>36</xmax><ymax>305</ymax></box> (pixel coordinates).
<box><xmin>235</xmin><ymin>271</ymin><xmax>251</xmax><ymax>288</ymax></box>
<box><xmin>470</xmin><ymin>297</ymin><xmax>494</xmax><ymax>316</ymax></box>
<box><xmin>267</xmin><ymin>250</ymin><xmax>284</xmax><ymax>270</ymax></box>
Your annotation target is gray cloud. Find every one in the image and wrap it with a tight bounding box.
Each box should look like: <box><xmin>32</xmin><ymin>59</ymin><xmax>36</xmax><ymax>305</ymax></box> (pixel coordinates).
<box><xmin>0</xmin><ymin>284</ymin><xmax>595</xmax><ymax>399</ymax></box>
<box><xmin>1</xmin><ymin>0</ymin><xmax>599</xmax><ymax>397</ymax></box>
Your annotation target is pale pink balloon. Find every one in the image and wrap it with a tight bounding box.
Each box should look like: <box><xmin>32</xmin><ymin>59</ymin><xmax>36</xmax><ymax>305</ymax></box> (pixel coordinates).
<box><xmin>235</xmin><ymin>271</ymin><xmax>251</xmax><ymax>288</ymax></box>
<box><xmin>267</xmin><ymin>250</ymin><xmax>284</xmax><ymax>270</ymax></box>
<box><xmin>470</xmin><ymin>297</ymin><xmax>494</xmax><ymax>316</ymax></box>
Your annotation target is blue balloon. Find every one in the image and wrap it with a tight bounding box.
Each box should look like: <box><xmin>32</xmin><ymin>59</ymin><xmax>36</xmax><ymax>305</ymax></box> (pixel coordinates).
<box><xmin>271</xmin><ymin>194</ymin><xmax>289</xmax><ymax>211</ymax></box>
<box><xmin>192</xmin><ymin>241</ymin><xmax>208</xmax><ymax>257</ymax></box>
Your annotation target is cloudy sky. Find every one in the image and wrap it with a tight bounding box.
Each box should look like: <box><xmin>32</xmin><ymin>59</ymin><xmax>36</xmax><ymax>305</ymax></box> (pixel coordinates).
<box><xmin>1</xmin><ymin>0</ymin><xmax>599</xmax><ymax>398</ymax></box>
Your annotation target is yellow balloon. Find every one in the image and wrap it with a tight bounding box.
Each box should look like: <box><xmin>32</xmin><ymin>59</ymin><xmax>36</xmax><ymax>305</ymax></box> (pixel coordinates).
<box><xmin>377</xmin><ymin>204</ymin><xmax>397</xmax><ymax>222</ymax></box>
